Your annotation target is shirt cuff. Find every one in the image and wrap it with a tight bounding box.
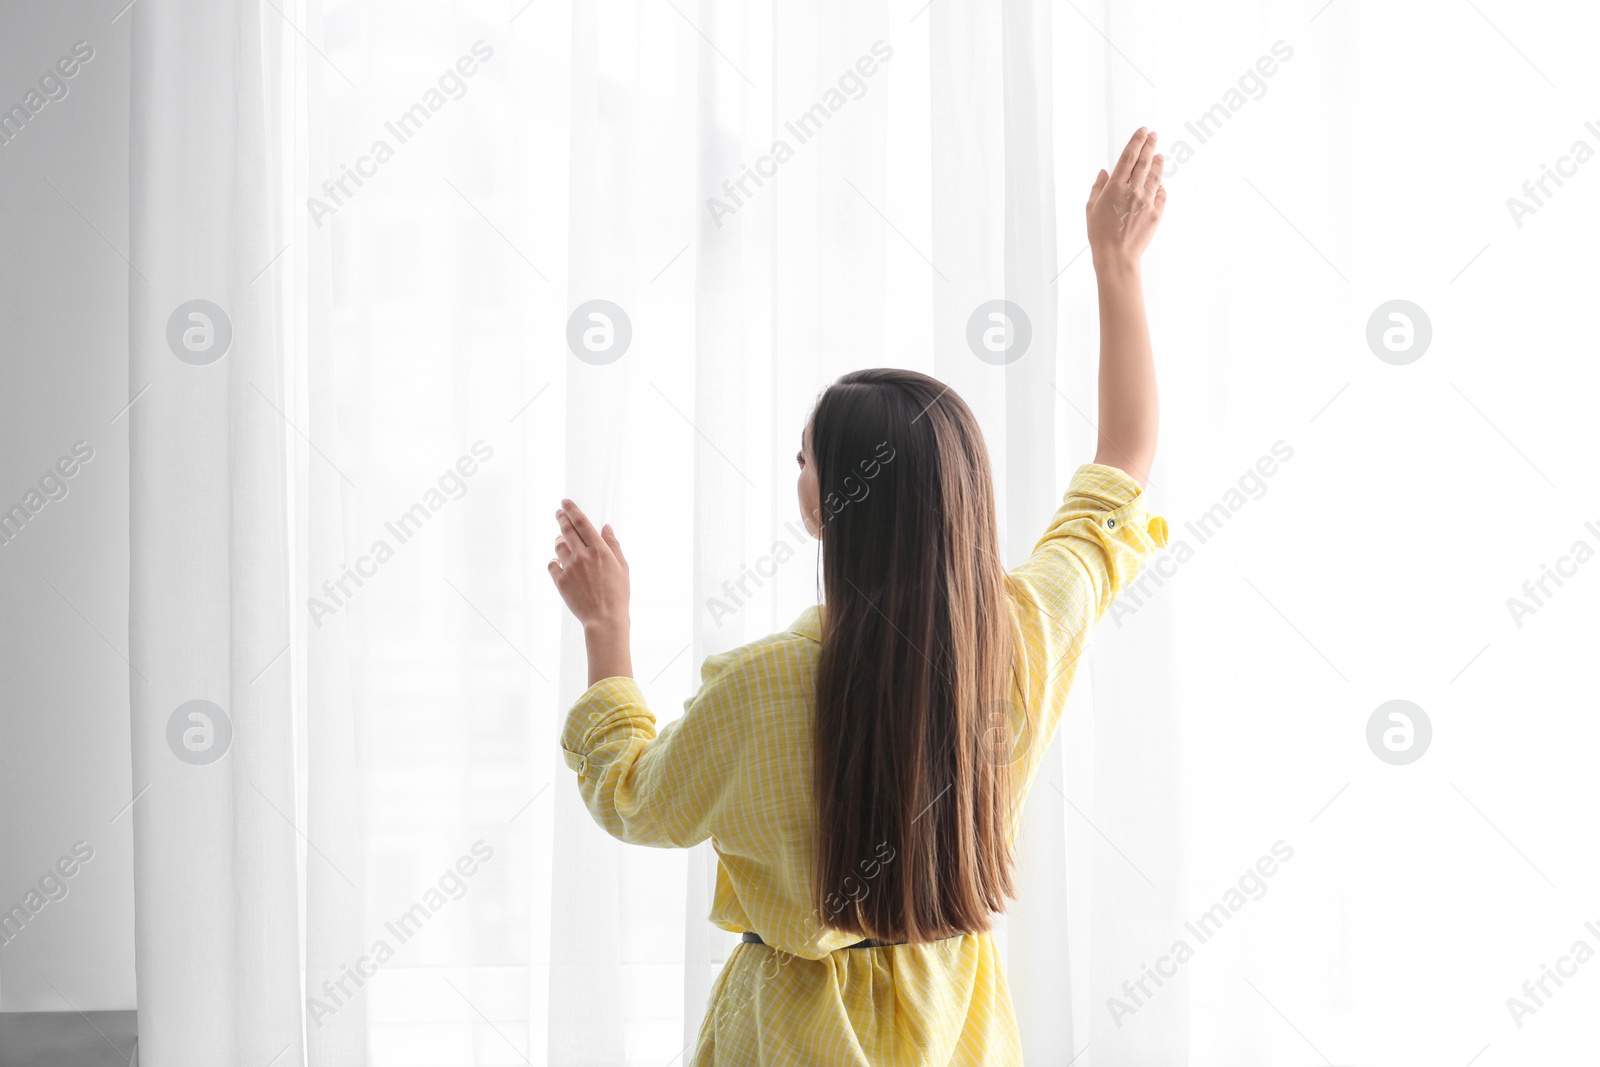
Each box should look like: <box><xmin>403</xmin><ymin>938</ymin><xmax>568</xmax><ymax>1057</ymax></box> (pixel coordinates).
<box><xmin>560</xmin><ymin>675</ymin><xmax>651</xmax><ymax>777</ymax></box>
<box><xmin>1067</xmin><ymin>463</ymin><xmax>1169</xmax><ymax>549</ymax></box>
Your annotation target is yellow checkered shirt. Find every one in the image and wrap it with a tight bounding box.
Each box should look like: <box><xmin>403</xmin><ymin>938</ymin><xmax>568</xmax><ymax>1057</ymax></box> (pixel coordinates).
<box><xmin>562</xmin><ymin>463</ymin><xmax>1167</xmax><ymax>1065</ymax></box>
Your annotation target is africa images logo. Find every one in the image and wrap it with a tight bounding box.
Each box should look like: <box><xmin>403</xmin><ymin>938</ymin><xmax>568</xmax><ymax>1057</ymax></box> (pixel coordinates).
<box><xmin>166</xmin><ymin>700</ymin><xmax>233</xmax><ymax>765</ymax></box>
<box><xmin>166</xmin><ymin>300</ymin><xmax>233</xmax><ymax>365</ymax></box>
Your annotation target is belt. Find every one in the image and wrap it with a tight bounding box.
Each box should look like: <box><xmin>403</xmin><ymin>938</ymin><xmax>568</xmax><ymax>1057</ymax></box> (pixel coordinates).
<box><xmin>740</xmin><ymin>930</ymin><xmax>907</xmax><ymax>950</ymax></box>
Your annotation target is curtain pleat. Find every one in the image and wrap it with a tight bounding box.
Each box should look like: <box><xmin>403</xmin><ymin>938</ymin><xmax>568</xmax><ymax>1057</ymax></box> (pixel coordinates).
<box><xmin>292</xmin><ymin>0</ymin><xmax>367</xmax><ymax>1062</ymax></box>
<box><xmin>129</xmin><ymin>2</ymin><xmax>307</xmax><ymax>1063</ymax></box>
<box><xmin>547</xmin><ymin>2</ymin><xmax>627</xmax><ymax>1059</ymax></box>
<box><xmin>131</xmin><ymin>2</ymin><xmax>361</xmax><ymax>1064</ymax></box>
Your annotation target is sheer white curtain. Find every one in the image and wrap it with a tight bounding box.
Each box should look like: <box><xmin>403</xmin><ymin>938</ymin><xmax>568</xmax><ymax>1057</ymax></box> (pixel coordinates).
<box><xmin>129</xmin><ymin>1</ymin><xmax>362</xmax><ymax>1064</ymax></box>
<box><xmin>125</xmin><ymin>0</ymin><xmax>1343</xmax><ymax>1063</ymax></box>
<box><xmin>129</xmin><ymin>0</ymin><xmax>1600</xmax><ymax>1065</ymax></box>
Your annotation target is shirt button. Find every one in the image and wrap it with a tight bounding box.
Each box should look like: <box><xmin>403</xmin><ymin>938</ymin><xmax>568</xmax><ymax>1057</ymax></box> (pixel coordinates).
<box><xmin>1106</xmin><ymin>517</ymin><xmax>1116</xmax><ymax>528</ymax></box>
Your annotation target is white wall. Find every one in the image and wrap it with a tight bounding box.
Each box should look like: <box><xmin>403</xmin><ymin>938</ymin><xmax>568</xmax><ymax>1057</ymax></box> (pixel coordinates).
<box><xmin>0</xmin><ymin>0</ymin><xmax>134</xmax><ymax>1011</ymax></box>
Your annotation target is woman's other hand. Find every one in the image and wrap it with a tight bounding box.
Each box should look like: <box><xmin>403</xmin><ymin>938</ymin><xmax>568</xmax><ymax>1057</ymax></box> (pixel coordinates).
<box><xmin>548</xmin><ymin>499</ymin><xmax>630</xmax><ymax>632</ymax></box>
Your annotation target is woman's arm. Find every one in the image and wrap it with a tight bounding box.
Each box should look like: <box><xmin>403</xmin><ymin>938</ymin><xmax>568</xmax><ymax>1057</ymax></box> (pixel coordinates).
<box><xmin>550</xmin><ymin>500</ymin><xmax>749</xmax><ymax>849</ymax></box>
<box><xmin>549</xmin><ymin>500</ymin><xmax>633</xmax><ymax>686</ymax></box>
<box><xmin>1085</xmin><ymin>127</ymin><xmax>1166</xmax><ymax>487</ymax></box>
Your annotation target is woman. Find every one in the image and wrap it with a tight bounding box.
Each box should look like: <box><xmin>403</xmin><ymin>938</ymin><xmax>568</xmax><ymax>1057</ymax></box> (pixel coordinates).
<box><xmin>548</xmin><ymin>127</ymin><xmax>1168</xmax><ymax>1065</ymax></box>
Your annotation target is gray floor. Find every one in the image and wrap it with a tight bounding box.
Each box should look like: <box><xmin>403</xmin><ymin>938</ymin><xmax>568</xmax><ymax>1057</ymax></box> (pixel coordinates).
<box><xmin>0</xmin><ymin>1011</ymin><xmax>137</xmax><ymax>1067</ymax></box>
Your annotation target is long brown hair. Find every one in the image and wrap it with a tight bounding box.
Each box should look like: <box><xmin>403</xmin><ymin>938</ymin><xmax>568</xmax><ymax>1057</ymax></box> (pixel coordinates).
<box><xmin>809</xmin><ymin>368</ymin><xmax>1018</xmax><ymax>942</ymax></box>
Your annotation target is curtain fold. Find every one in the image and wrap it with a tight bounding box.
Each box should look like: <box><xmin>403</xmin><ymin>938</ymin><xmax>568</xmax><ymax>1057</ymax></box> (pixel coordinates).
<box><xmin>547</xmin><ymin>2</ymin><xmax>632</xmax><ymax>1061</ymax></box>
<box><xmin>130</xmin><ymin>2</ymin><xmax>360</xmax><ymax>1064</ymax></box>
<box><xmin>292</xmin><ymin>0</ymin><xmax>368</xmax><ymax>1062</ymax></box>
<box><xmin>129</xmin><ymin>1</ymin><xmax>307</xmax><ymax>1063</ymax></box>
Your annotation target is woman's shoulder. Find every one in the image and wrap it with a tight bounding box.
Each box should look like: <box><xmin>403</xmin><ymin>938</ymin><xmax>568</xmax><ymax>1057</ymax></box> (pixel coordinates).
<box><xmin>694</xmin><ymin>605</ymin><xmax>823</xmax><ymax>688</ymax></box>
<box><xmin>783</xmin><ymin>604</ymin><xmax>823</xmax><ymax>645</ymax></box>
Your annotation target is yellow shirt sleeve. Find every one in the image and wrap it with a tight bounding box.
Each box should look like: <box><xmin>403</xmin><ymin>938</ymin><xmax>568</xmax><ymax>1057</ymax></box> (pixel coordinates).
<box><xmin>559</xmin><ymin>647</ymin><xmax>750</xmax><ymax>849</ymax></box>
<box><xmin>1002</xmin><ymin>462</ymin><xmax>1168</xmax><ymax>789</ymax></box>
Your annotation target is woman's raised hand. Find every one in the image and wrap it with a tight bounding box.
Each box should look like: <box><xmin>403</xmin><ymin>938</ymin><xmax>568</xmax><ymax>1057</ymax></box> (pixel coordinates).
<box><xmin>1086</xmin><ymin>127</ymin><xmax>1166</xmax><ymax>274</ymax></box>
